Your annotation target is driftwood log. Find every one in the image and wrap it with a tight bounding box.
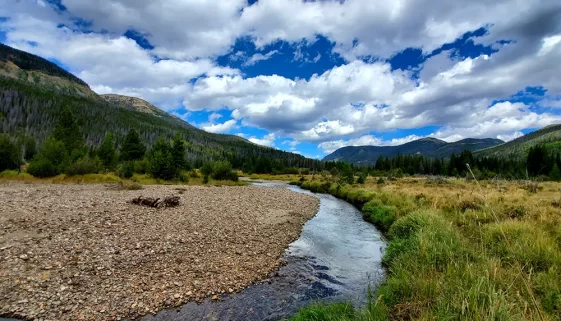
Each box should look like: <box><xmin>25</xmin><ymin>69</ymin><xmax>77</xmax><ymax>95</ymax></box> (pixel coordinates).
<box><xmin>130</xmin><ymin>196</ymin><xmax>181</xmax><ymax>208</ymax></box>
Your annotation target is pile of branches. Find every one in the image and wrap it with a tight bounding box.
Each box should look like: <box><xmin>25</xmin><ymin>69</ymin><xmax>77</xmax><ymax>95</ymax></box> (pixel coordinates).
<box><xmin>130</xmin><ymin>196</ymin><xmax>181</xmax><ymax>208</ymax></box>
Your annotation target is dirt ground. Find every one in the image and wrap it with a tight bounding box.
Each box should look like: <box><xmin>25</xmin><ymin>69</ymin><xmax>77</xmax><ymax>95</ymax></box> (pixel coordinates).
<box><xmin>0</xmin><ymin>182</ymin><xmax>319</xmax><ymax>321</ymax></box>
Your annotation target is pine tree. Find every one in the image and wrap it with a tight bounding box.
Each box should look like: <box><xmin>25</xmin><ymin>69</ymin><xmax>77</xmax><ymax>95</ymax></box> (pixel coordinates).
<box><xmin>23</xmin><ymin>136</ymin><xmax>36</xmax><ymax>161</ymax></box>
<box><xmin>527</xmin><ymin>145</ymin><xmax>551</xmax><ymax>177</ymax></box>
<box><xmin>120</xmin><ymin>129</ymin><xmax>146</xmax><ymax>161</ymax></box>
<box><xmin>550</xmin><ymin>163</ymin><xmax>561</xmax><ymax>181</ymax></box>
<box><xmin>0</xmin><ymin>134</ymin><xmax>20</xmax><ymax>171</ymax></box>
<box><xmin>98</xmin><ymin>132</ymin><xmax>116</xmax><ymax>170</ymax></box>
<box><xmin>171</xmin><ymin>133</ymin><xmax>187</xmax><ymax>170</ymax></box>
<box><xmin>147</xmin><ymin>137</ymin><xmax>176</xmax><ymax>180</ymax></box>
<box><xmin>53</xmin><ymin>107</ymin><xmax>84</xmax><ymax>153</ymax></box>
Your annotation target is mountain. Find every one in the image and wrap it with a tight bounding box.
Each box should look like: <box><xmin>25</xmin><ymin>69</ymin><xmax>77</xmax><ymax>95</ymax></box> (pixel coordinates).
<box><xmin>101</xmin><ymin>94</ymin><xmax>181</xmax><ymax>119</ymax></box>
<box><xmin>0</xmin><ymin>43</ymin><xmax>314</xmax><ymax>168</ymax></box>
<box><xmin>474</xmin><ymin>124</ymin><xmax>561</xmax><ymax>159</ymax></box>
<box><xmin>323</xmin><ymin>137</ymin><xmax>504</xmax><ymax>165</ymax></box>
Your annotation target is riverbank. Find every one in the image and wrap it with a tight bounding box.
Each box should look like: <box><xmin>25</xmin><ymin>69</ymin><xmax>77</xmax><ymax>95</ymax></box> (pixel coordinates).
<box><xmin>0</xmin><ymin>183</ymin><xmax>319</xmax><ymax>321</ymax></box>
<box><xmin>291</xmin><ymin>176</ymin><xmax>561</xmax><ymax>320</ymax></box>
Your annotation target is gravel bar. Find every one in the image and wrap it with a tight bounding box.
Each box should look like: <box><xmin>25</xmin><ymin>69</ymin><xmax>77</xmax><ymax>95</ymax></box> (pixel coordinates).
<box><xmin>0</xmin><ymin>183</ymin><xmax>319</xmax><ymax>321</ymax></box>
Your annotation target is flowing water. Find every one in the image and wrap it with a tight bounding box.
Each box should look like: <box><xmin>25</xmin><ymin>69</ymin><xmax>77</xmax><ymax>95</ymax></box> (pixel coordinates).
<box><xmin>140</xmin><ymin>183</ymin><xmax>386</xmax><ymax>321</ymax></box>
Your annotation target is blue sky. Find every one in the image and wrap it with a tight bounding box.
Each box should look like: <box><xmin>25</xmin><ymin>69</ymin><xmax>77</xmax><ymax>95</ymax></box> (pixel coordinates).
<box><xmin>1</xmin><ymin>0</ymin><xmax>561</xmax><ymax>159</ymax></box>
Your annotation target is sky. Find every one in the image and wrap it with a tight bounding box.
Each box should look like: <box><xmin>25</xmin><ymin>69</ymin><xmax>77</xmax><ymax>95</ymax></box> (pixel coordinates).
<box><xmin>1</xmin><ymin>0</ymin><xmax>561</xmax><ymax>159</ymax></box>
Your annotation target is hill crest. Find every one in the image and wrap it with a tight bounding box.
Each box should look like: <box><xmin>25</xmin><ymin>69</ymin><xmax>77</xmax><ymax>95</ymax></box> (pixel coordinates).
<box><xmin>323</xmin><ymin>137</ymin><xmax>504</xmax><ymax>164</ymax></box>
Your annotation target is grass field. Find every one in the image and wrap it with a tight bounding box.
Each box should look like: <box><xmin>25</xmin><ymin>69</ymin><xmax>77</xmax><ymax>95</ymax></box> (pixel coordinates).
<box><xmin>287</xmin><ymin>174</ymin><xmax>561</xmax><ymax>320</ymax></box>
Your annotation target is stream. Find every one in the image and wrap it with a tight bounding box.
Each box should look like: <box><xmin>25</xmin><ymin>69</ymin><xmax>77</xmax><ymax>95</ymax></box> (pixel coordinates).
<box><xmin>140</xmin><ymin>183</ymin><xmax>386</xmax><ymax>321</ymax></box>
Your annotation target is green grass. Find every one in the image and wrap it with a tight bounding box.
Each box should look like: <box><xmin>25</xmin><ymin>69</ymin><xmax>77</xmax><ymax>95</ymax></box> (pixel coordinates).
<box><xmin>290</xmin><ymin>303</ymin><xmax>356</xmax><ymax>321</ymax></box>
<box><xmin>293</xmin><ymin>176</ymin><xmax>561</xmax><ymax>321</ymax></box>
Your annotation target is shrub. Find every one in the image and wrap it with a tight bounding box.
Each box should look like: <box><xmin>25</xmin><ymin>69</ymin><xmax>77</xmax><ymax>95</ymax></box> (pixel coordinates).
<box><xmin>362</xmin><ymin>199</ymin><xmax>397</xmax><ymax>232</ymax></box>
<box><xmin>65</xmin><ymin>157</ymin><xmax>103</xmax><ymax>176</ymax></box>
<box><xmin>189</xmin><ymin>169</ymin><xmax>200</xmax><ymax>178</ymax></box>
<box><xmin>377</xmin><ymin>177</ymin><xmax>385</xmax><ymax>185</ymax></box>
<box><xmin>0</xmin><ymin>134</ymin><xmax>20</xmax><ymax>172</ymax></box>
<box><xmin>209</xmin><ymin>160</ymin><xmax>238</xmax><ymax>181</ymax></box>
<box><xmin>203</xmin><ymin>174</ymin><xmax>209</xmax><ymax>184</ymax></box>
<box><xmin>27</xmin><ymin>159</ymin><xmax>57</xmax><ymax>178</ymax></box>
<box><xmin>357</xmin><ymin>173</ymin><xmax>366</xmax><ymax>184</ymax></box>
<box><xmin>388</xmin><ymin>211</ymin><xmax>432</xmax><ymax>239</ymax></box>
<box><xmin>118</xmin><ymin>161</ymin><xmax>134</xmax><ymax>179</ymax></box>
<box><xmin>31</xmin><ymin>138</ymin><xmax>69</xmax><ymax>176</ymax></box>
<box><xmin>133</xmin><ymin>159</ymin><xmax>149</xmax><ymax>174</ymax></box>
<box><xmin>178</xmin><ymin>170</ymin><xmax>190</xmax><ymax>183</ymax></box>
<box><xmin>200</xmin><ymin>162</ymin><xmax>214</xmax><ymax>176</ymax></box>
<box><xmin>210</xmin><ymin>160</ymin><xmax>233</xmax><ymax>180</ymax></box>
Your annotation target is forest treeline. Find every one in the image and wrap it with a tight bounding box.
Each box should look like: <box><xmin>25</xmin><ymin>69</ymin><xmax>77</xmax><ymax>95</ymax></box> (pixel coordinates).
<box><xmin>1</xmin><ymin>105</ymin><xmax>560</xmax><ymax>182</ymax></box>
<box><xmin>0</xmin><ymin>77</ymin><xmax>323</xmax><ymax>172</ymax></box>
<box><xmin>0</xmin><ymin>106</ymin><xmax>333</xmax><ymax>181</ymax></box>
<box><xmin>364</xmin><ymin>146</ymin><xmax>561</xmax><ymax>181</ymax></box>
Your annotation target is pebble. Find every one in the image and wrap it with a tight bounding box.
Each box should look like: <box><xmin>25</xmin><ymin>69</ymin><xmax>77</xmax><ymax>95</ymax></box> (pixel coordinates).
<box><xmin>0</xmin><ymin>183</ymin><xmax>319</xmax><ymax>321</ymax></box>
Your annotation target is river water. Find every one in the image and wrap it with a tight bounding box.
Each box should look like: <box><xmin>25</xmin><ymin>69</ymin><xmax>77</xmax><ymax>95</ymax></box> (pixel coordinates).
<box><xmin>139</xmin><ymin>183</ymin><xmax>386</xmax><ymax>321</ymax></box>
<box><xmin>0</xmin><ymin>183</ymin><xmax>386</xmax><ymax>321</ymax></box>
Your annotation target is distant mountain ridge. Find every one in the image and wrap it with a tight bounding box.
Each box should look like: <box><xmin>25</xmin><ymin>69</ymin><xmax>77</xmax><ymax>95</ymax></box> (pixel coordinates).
<box><xmin>323</xmin><ymin>137</ymin><xmax>504</xmax><ymax>164</ymax></box>
<box><xmin>0</xmin><ymin>44</ymin><xmax>88</xmax><ymax>87</ymax></box>
<box><xmin>474</xmin><ymin>124</ymin><xmax>561</xmax><ymax>159</ymax></box>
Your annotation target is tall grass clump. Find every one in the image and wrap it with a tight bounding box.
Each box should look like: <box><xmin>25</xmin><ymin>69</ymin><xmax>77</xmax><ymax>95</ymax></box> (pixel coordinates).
<box><xmin>361</xmin><ymin>199</ymin><xmax>397</xmax><ymax>233</ymax></box>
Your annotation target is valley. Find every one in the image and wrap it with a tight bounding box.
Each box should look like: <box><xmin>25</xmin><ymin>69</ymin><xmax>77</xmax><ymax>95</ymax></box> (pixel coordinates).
<box><xmin>1</xmin><ymin>38</ymin><xmax>561</xmax><ymax>321</ymax></box>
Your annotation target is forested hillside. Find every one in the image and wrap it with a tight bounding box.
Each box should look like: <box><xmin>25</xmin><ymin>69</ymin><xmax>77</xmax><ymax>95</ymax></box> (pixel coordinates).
<box><xmin>474</xmin><ymin>124</ymin><xmax>561</xmax><ymax>159</ymax></box>
<box><xmin>324</xmin><ymin>137</ymin><xmax>503</xmax><ymax>164</ymax></box>
<box><xmin>0</xmin><ymin>44</ymin><xmax>320</xmax><ymax>172</ymax></box>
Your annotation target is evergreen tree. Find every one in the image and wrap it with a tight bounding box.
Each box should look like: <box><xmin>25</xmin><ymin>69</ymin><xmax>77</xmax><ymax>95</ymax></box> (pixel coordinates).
<box><xmin>527</xmin><ymin>145</ymin><xmax>552</xmax><ymax>177</ymax></box>
<box><xmin>120</xmin><ymin>129</ymin><xmax>146</xmax><ymax>161</ymax></box>
<box><xmin>171</xmin><ymin>133</ymin><xmax>187</xmax><ymax>170</ymax></box>
<box><xmin>0</xmin><ymin>134</ymin><xmax>20</xmax><ymax>171</ymax></box>
<box><xmin>53</xmin><ymin>107</ymin><xmax>84</xmax><ymax>153</ymax></box>
<box><xmin>550</xmin><ymin>163</ymin><xmax>561</xmax><ymax>181</ymax></box>
<box><xmin>147</xmin><ymin>137</ymin><xmax>176</xmax><ymax>180</ymax></box>
<box><xmin>23</xmin><ymin>136</ymin><xmax>36</xmax><ymax>161</ymax></box>
<box><xmin>98</xmin><ymin>132</ymin><xmax>117</xmax><ymax>169</ymax></box>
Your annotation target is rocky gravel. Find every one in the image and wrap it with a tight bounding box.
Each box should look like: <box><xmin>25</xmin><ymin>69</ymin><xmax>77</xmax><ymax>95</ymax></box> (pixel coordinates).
<box><xmin>0</xmin><ymin>183</ymin><xmax>319</xmax><ymax>321</ymax></box>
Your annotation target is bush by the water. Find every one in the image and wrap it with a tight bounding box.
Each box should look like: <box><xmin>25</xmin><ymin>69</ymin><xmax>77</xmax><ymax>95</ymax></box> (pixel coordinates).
<box><xmin>361</xmin><ymin>199</ymin><xmax>397</xmax><ymax>232</ymax></box>
<box><xmin>210</xmin><ymin>160</ymin><xmax>238</xmax><ymax>181</ymax></box>
<box><xmin>199</xmin><ymin>160</ymin><xmax>238</xmax><ymax>182</ymax></box>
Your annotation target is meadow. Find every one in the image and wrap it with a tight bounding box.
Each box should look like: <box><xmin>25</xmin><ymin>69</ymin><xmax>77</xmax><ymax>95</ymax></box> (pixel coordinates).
<box><xmin>274</xmin><ymin>173</ymin><xmax>561</xmax><ymax>321</ymax></box>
